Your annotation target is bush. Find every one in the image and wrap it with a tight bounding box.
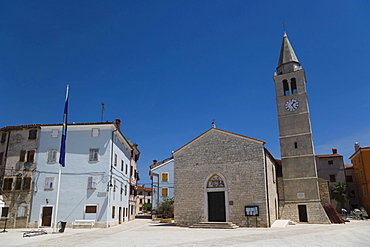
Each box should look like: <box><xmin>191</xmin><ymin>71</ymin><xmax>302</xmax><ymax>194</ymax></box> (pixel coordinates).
<box><xmin>157</xmin><ymin>197</ymin><xmax>174</xmax><ymax>218</ymax></box>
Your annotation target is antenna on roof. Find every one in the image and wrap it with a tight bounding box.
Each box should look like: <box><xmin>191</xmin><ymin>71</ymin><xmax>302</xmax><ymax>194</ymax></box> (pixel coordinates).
<box><xmin>101</xmin><ymin>103</ymin><xmax>105</xmax><ymax>122</ymax></box>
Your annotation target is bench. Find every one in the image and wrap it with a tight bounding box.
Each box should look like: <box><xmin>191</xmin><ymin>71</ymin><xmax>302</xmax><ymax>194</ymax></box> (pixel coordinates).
<box><xmin>72</xmin><ymin>219</ymin><xmax>95</xmax><ymax>228</ymax></box>
<box><xmin>23</xmin><ymin>229</ymin><xmax>48</xmax><ymax>237</ymax></box>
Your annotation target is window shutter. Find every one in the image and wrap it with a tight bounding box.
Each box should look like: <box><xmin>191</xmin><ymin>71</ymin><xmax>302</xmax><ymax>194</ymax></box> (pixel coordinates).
<box><xmin>88</xmin><ymin>176</ymin><xmax>98</xmax><ymax>189</ymax></box>
<box><xmin>51</xmin><ymin>129</ymin><xmax>59</xmax><ymax>138</ymax></box>
<box><xmin>45</xmin><ymin>177</ymin><xmax>55</xmax><ymax>189</ymax></box>
<box><xmin>20</xmin><ymin>150</ymin><xmax>26</xmax><ymax>162</ymax></box>
<box><xmin>162</xmin><ymin>188</ymin><xmax>168</xmax><ymax>196</ymax></box>
<box><xmin>27</xmin><ymin>150</ymin><xmax>35</xmax><ymax>163</ymax></box>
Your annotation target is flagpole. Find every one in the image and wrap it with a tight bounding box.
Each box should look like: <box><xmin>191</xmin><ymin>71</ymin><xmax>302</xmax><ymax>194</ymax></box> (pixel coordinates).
<box><xmin>53</xmin><ymin>85</ymin><xmax>69</xmax><ymax>233</ymax></box>
<box><xmin>53</xmin><ymin>164</ymin><xmax>62</xmax><ymax>233</ymax></box>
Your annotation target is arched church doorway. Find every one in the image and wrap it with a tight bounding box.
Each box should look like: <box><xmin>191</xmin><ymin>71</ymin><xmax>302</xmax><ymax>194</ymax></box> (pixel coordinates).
<box><xmin>205</xmin><ymin>174</ymin><xmax>227</xmax><ymax>222</ymax></box>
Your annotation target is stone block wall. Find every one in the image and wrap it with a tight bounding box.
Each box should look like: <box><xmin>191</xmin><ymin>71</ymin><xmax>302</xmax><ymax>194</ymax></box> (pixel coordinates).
<box><xmin>174</xmin><ymin>129</ymin><xmax>276</xmax><ymax>227</ymax></box>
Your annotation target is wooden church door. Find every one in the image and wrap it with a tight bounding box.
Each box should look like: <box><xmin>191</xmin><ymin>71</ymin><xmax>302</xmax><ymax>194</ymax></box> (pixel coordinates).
<box><xmin>208</xmin><ymin>192</ymin><xmax>226</xmax><ymax>222</ymax></box>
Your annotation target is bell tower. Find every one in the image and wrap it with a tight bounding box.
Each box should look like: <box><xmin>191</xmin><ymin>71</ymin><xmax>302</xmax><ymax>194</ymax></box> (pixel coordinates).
<box><xmin>273</xmin><ymin>33</ymin><xmax>330</xmax><ymax>223</ymax></box>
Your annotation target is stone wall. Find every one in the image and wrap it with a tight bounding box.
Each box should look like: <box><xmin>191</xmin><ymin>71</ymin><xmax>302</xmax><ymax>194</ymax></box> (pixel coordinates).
<box><xmin>173</xmin><ymin>128</ymin><xmax>277</xmax><ymax>227</ymax></box>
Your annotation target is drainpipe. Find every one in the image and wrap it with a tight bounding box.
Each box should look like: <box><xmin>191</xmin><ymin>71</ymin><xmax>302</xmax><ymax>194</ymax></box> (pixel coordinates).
<box><xmin>109</xmin><ymin>129</ymin><xmax>118</xmax><ymax>192</ymax></box>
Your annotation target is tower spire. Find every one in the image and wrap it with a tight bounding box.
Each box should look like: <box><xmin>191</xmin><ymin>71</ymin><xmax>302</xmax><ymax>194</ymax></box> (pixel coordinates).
<box><xmin>276</xmin><ymin>33</ymin><xmax>301</xmax><ymax>75</ymax></box>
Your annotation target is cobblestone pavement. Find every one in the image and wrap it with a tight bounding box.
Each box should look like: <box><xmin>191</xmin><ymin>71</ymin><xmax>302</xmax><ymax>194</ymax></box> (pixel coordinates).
<box><xmin>1</xmin><ymin>219</ymin><xmax>370</xmax><ymax>247</ymax></box>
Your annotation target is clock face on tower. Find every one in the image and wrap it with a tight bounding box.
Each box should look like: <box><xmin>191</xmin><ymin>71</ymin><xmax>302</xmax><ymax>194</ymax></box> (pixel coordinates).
<box><xmin>285</xmin><ymin>99</ymin><xmax>299</xmax><ymax>111</ymax></box>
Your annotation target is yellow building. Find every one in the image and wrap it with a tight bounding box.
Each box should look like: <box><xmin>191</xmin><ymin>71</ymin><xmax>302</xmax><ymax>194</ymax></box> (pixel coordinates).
<box><xmin>349</xmin><ymin>143</ymin><xmax>370</xmax><ymax>212</ymax></box>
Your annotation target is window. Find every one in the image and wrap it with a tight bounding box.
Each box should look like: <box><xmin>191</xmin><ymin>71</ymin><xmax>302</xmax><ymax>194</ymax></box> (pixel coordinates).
<box><xmin>294</xmin><ymin>142</ymin><xmax>298</xmax><ymax>149</ymax></box>
<box><xmin>44</xmin><ymin>176</ymin><xmax>55</xmax><ymax>190</ymax></box>
<box><xmin>363</xmin><ymin>186</ymin><xmax>367</xmax><ymax>197</ymax></box>
<box><xmin>290</xmin><ymin>78</ymin><xmax>297</xmax><ymax>94</ymax></box>
<box><xmin>140</xmin><ymin>199</ymin><xmax>143</xmax><ymax>204</ymax></box>
<box><xmin>17</xmin><ymin>205</ymin><xmax>27</xmax><ymax>217</ymax></box>
<box><xmin>120</xmin><ymin>184</ymin><xmax>123</xmax><ymax>201</ymax></box>
<box><xmin>283</xmin><ymin>80</ymin><xmax>290</xmax><ymax>96</ymax></box>
<box><xmin>161</xmin><ymin>173</ymin><xmax>169</xmax><ymax>182</ymax></box>
<box><xmin>1</xmin><ymin>132</ymin><xmax>7</xmax><ymax>143</ymax></box>
<box><xmin>346</xmin><ymin>176</ymin><xmax>353</xmax><ymax>183</ymax></box>
<box><xmin>27</xmin><ymin>150</ymin><xmax>35</xmax><ymax>163</ymax></box>
<box><xmin>51</xmin><ymin>129</ymin><xmax>59</xmax><ymax>138</ymax></box>
<box><xmin>92</xmin><ymin>128</ymin><xmax>100</xmax><ymax>137</ymax></box>
<box><xmin>112</xmin><ymin>206</ymin><xmax>115</xmax><ymax>219</ymax></box>
<box><xmin>328</xmin><ymin>160</ymin><xmax>334</xmax><ymax>165</ymax></box>
<box><xmin>121</xmin><ymin>160</ymin><xmax>124</xmax><ymax>172</ymax></box>
<box><xmin>360</xmin><ymin>170</ymin><xmax>364</xmax><ymax>179</ymax></box>
<box><xmin>0</xmin><ymin>152</ymin><xmax>3</xmax><ymax>166</ymax></box>
<box><xmin>47</xmin><ymin>149</ymin><xmax>58</xmax><ymax>163</ymax></box>
<box><xmin>20</xmin><ymin>150</ymin><xmax>26</xmax><ymax>162</ymax></box>
<box><xmin>358</xmin><ymin>156</ymin><xmax>361</xmax><ymax>163</ymax></box>
<box><xmin>329</xmin><ymin>175</ymin><xmax>336</xmax><ymax>182</ymax></box>
<box><xmin>85</xmin><ymin>205</ymin><xmax>97</xmax><ymax>214</ymax></box>
<box><xmin>3</xmin><ymin>178</ymin><xmax>13</xmax><ymax>191</ymax></box>
<box><xmin>89</xmin><ymin>149</ymin><xmax>99</xmax><ymax>161</ymax></box>
<box><xmin>125</xmin><ymin>164</ymin><xmax>128</xmax><ymax>174</ymax></box>
<box><xmin>114</xmin><ymin>154</ymin><xmax>117</xmax><ymax>166</ymax></box>
<box><xmin>1</xmin><ymin>207</ymin><xmax>9</xmax><ymax>217</ymax></box>
<box><xmin>87</xmin><ymin>176</ymin><xmax>98</xmax><ymax>190</ymax></box>
<box><xmin>15</xmin><ymin>177</ymin><xmax>22</xmax><ymax>190</ymax></box>
<box><xmin>23</xmin><ymin>177</ymin><xmax>31</xmax><ymax>190</ymax></box>
<box><xmin>162</xmin><ymin>188</ymin><xmax>168</xmax><ymax>196</ymax></box>
<box><xmin>28</xmin><ymin>129</ymin><xmax>37</xmax><ymax>139</ymax></box>
<box><xmin>124</xmin><ymin>185</ymin><xmax>127</xmax><ymax>196</ymax></box>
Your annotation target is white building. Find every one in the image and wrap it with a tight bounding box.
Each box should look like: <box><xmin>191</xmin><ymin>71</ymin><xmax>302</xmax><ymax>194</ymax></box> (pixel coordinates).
<box><xmin>150</xmin><ymin>158</ymin><xmax>174</xmax><ymax>210</ymax></box>
<box><xmin>29</xmin><ymin>121</ymin><xmax>139</xmax><ymax>228</ymax></box>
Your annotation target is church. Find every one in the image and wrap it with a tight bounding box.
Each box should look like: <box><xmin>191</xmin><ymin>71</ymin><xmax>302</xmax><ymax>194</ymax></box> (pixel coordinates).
<box><xmin>172</xmin><ymin>33</ymin><xmax>331</xmax><ymax>227</ymax></box>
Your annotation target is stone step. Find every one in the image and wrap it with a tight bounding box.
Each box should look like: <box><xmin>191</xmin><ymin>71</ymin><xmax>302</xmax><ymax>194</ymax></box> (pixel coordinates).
<box><xmin>189</xmin><ymin>222</ymin><xmax>239</xmax><ymax>229</ymax></box>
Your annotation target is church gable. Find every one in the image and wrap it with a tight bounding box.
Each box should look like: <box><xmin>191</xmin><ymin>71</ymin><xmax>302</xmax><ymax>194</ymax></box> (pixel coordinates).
<box><xmin>174</xmin><ymin>128</ymin><xmax>265</xmax><ymax>165</ymax></box>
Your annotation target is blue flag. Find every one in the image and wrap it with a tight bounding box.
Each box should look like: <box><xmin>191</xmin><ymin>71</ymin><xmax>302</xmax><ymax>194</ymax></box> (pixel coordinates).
<box><xmin>59</xmin><ymin>85</ymin><xmax>69</xmax><ymax>167</ymax></box>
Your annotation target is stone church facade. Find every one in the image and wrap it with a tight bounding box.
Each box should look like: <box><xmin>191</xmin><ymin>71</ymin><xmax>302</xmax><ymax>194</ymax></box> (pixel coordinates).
<box><xmin>173</xmin><ymin>128</ymin><xmax>279</xmax><ymax>227</ymax></box>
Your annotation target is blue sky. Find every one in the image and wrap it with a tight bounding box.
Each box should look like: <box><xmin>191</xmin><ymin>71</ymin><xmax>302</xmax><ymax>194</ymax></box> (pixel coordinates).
<box><xmin>1</xmin><ymin>1</ymin><xmax>369</xmax><ymax>185</ymax></box>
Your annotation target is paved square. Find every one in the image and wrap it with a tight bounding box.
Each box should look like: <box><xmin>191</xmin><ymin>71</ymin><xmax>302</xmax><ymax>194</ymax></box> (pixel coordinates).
<box><xmin>1</xmin><ymin>219</ymin><xmax>370</xmax><ymax>246</ymax></box>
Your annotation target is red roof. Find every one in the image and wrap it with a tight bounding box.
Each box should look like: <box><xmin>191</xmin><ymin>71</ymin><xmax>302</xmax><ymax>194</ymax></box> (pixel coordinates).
<box><xmin>137</xmin><ymin>186</ymin><xmax>152</xmax><ymax>192</ymax></box>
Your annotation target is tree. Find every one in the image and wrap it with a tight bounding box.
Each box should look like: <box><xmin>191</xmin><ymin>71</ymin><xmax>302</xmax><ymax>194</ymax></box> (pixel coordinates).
<box><xmin>157</xmin><ymin>197</ymin><xmax>174</xmax><ymax>218</ymax></box>
<box><xmin>143</xmin><ymin>203</ymin><xmax>152</xmax><ymax>212</ymax></box>
<box><xmin>330</xmin><ymin>183</ymin><xmax>353</xmax><ymax>208</ymax></box>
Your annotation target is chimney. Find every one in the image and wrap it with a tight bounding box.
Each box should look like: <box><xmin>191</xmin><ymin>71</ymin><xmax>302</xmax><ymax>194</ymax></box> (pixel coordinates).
<box><xmin>355</xmin><ymin>142</ymin><xmax>360</xmax><ymax>152</ymax></box>
<box><xmin>332</xmin><ymin>148</ymin><xmax>337</xmax><ymax>154</ymax></box>
<box><xmin>115</xmin><ymin>119</ymin><xmax>121</xmax><ymax>130</ymax></box>
<box><xmin>153</xmin><ymin>160</ymin><xmax>157</xmax><ymax>166</ymax></box>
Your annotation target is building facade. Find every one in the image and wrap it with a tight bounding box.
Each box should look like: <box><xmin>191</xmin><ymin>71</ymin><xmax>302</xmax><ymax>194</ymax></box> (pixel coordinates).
<box><xmin>349</xmin><ymin>143</ymin><xmax>370</xmax><ymax>212</ymax></box>
<box><xmin>136</xmin><ymin>185</ymin><xmax>152</xmax><ymax>214</ymax></box>
<box><xmin>315</xmin><ymin>148</ymin><xmax>348</xmax><ymax>210</ymax></box>
<box><xmin>29</xmin><ymin>121</ymin><xmax>139</xmax><ymax>228</ymax></box>
<box><xmin>273</xmin><ymin>33</ymin><xmax>330</xmax><ymax>223</ymax></box>
<box><xmin>150</xmin><ymin>158</ymin><xmax>174</xmax><ymax>210</ymax></box>
<box><xmin>344</xmin><ymin>163</ymin><xmax>360</xmax><ymax>209</ymax></box>
<box><xmin>0</xmin><ymin>125</ymin><xmax>40</xmax><ymax>228</ymax></box>
<box><xmin>173</xmin><ymin>128</ymin><xmax>279</xmax><ymax>227</ymax></box>
<box><xmin>0</xmin><ymin>120</ymin><xmax>139</xmax><ymax>229</ymax></box>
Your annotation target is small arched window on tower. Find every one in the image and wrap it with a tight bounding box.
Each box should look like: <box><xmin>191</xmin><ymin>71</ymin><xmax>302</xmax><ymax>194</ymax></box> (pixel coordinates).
<box><xmin>283</xmin><ymin>80</ymin><xmax>290</xmax><ymax>96</ymax></box>
<box><xmin>291</xmin><ymin>78</ymin><xmax>297</xmax><ymax>94</ymax></box>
